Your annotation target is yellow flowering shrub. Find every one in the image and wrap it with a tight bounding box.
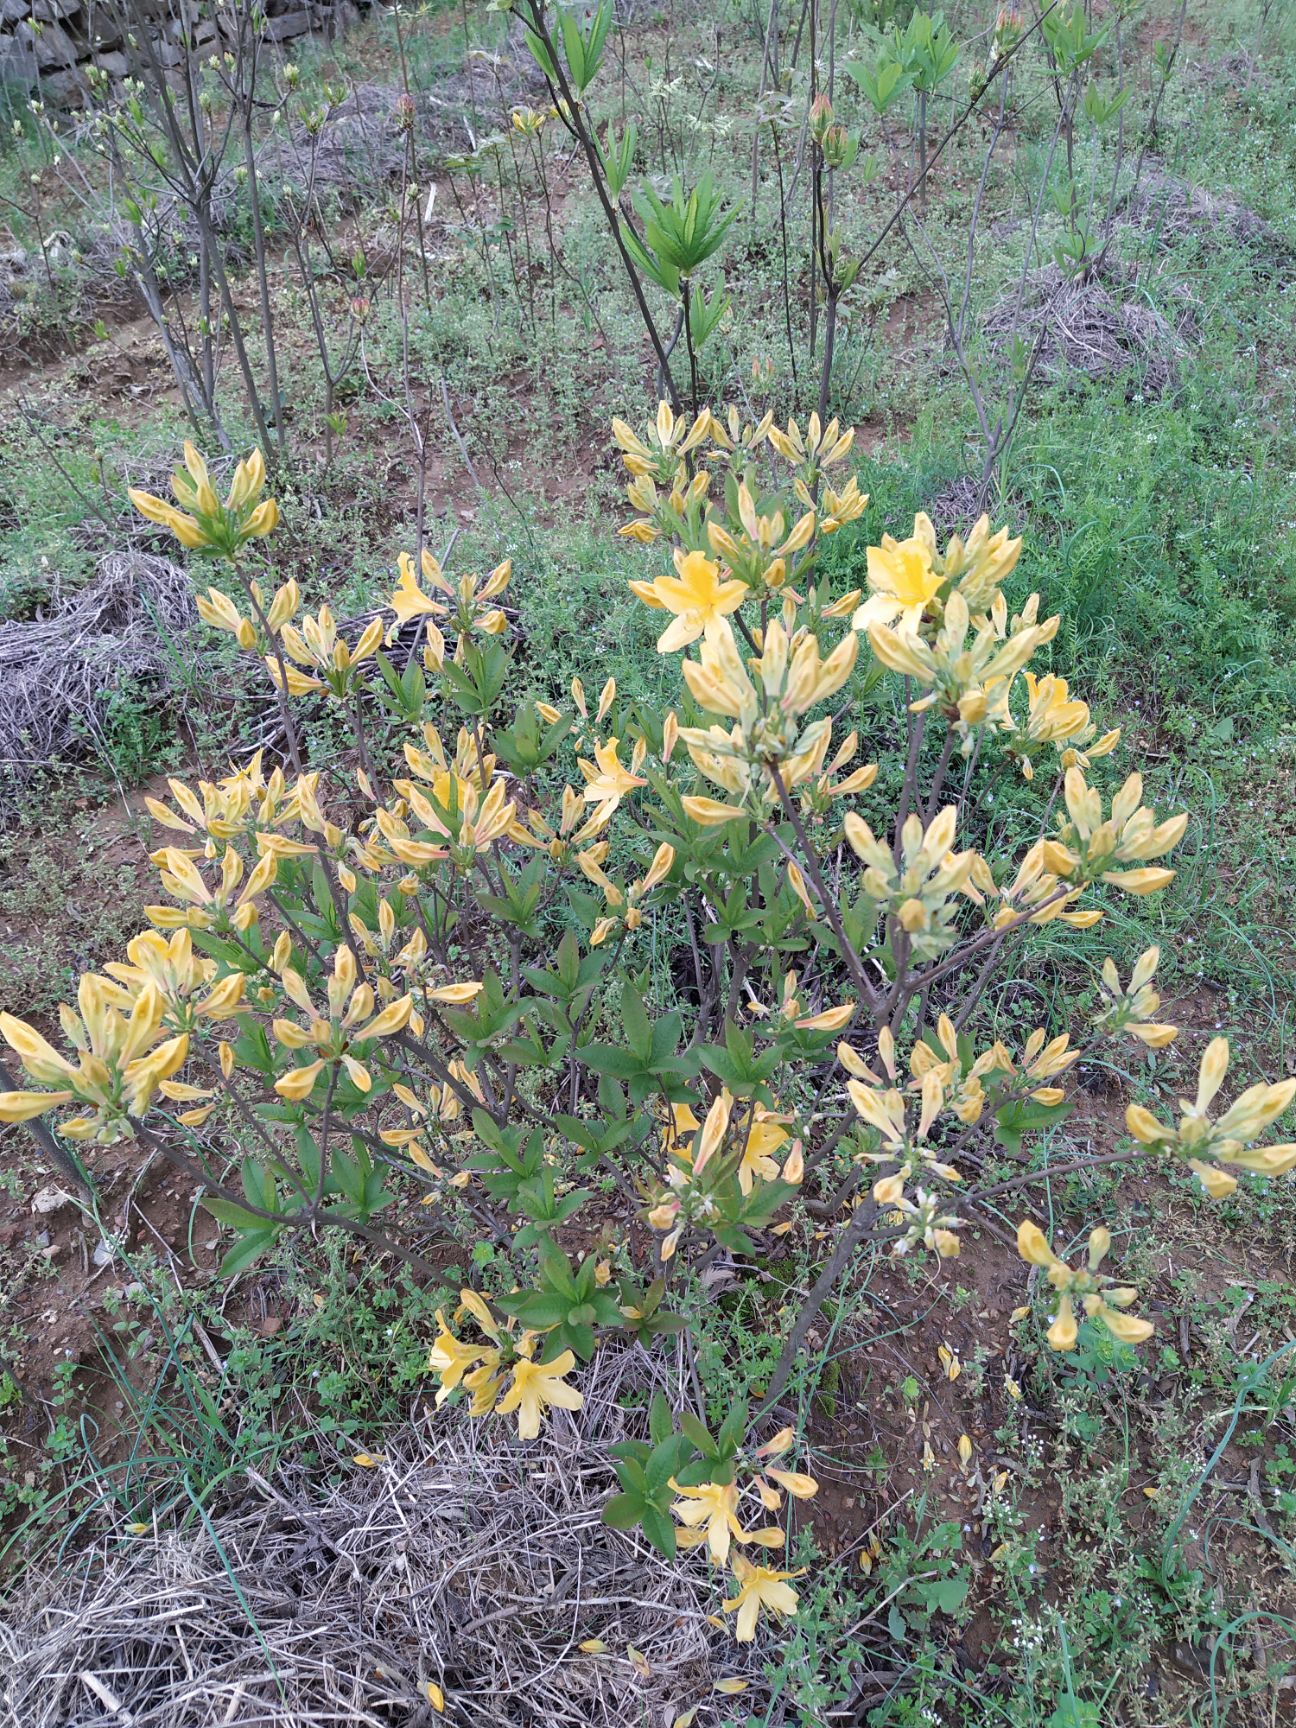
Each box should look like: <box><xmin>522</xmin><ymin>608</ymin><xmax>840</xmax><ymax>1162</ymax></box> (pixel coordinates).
<box><xmin>4</xmin><ymin>405</ymin><xmax>1294</xmax><ymax>1644</ymax></box>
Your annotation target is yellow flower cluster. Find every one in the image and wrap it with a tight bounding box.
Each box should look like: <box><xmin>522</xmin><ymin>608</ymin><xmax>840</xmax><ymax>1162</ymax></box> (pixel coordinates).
<box><xmin>1000</xmin><ymin>671</ymin><xmax>1120</xmax><ymax>782</ymax></box>
<box><xmin>389</xmin><ymin>547</ymin><xmax>511</xmax><ymax>651</ymax></box>
<box><xmin>1093</xmin><ymin>946</ymin><xmax>1178</xmax><ymax>1047</ymax></box>
<box><xmin>671</xmin><ymin>1427</ymin><xmax>816</xmax><ymax>1642</ymax></box>
<box><xmin>843</xmin><ymin>806</ymin><xmax>978</xmax><ymax>960</ymax></box>
<box><xmin>1045</xmin><ymin>769</ymin><xmax>1188</xmax><ymax>895</ymax></box>
<box><xmin>646</xmin><ymin>1091</ymin><xmax>804</xmax><ymax>1257</ymax></box>
<box><xmin>1</xmin><ymin>978</ymin><xmax>191</xmax><ymax>1143</ymax></box>
<box><xmin>1016</xmin><ymin>1222</ymin><xmax>1154</xmax><ymax>1351</ymax></box>
<box><xmin>1125</xmin><ymin>1037</ymin><xmax>1296</xmax><ymax>1197</ymax></box>
<box><xmin>613</xmin><ymin>403</ymin><xmax>863</xmax><ymax>588</ymax></box>
<box><xmin>270</xmin><ymin>944</ymin><xmax>414</xmax><ymax>1101</ymax></box>
<box><xmin>130</xmin><ymin>444</ymin><xmax>277</xmax><ymax>555</ymax></box>
<box><xmin>678</xmin><ymin>620</ymin><xmax>865</xmax><ymax>823</ymax></box>
<box><xmin>368</xmin><ymin>726</ymin><xmax>516</xmax><ymax>869</ymax></box>
<box><xmin>427</xmin><ymin>1291</ymin><xmax>583</xmax><ymax>1440</ymax></box>
<box><xmin>840</xmin><ymin>1016</ymin><xmax>1079</xmax><ymax>1231</ymax></box>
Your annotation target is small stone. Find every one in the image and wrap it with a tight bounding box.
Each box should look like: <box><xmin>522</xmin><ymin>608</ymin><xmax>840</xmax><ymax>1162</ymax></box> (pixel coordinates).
<box><xmin>31</xmin><ymin>1185</ymin><xmax>73</xmax><ymax>1215</ymax></box>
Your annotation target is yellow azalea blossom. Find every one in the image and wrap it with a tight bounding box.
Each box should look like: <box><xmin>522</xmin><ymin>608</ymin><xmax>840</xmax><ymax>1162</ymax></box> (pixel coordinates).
<box><xmin>271</xmin><ymin>945</ymin><xmax>413</xmax><ymax>1100</ymax></box>
<box><xmin>103</xmin><ymin>929</ymin><xmax>245</xmax><ymax>1034</ymax></box>
<box><xmin>129</xmin><ymin>445</ymin><xmax>277</xmax><ymax>555</ymax></box>
<box><xmin>1016</xmin><ymin>1221</ymin><xmax>1154</xmax><ymax>1349</ymax></box>
<box><xmin>1046</xmin><ymin>769</ymin><xmax>1188</xmax><ymax>896</ymax></box>
<box><xmin>612</xmin><ymin>401</ymin><xmax>711</xmax><ymax>479</ymax></box>
<box><xmin>850</xmin><ymin>510</ymin><xmax>1022</xmax><ymax>638</ymax></box>
<box><xmin>671</xmin><ymin>1479</ymin><xmax>745</xmax><ymax>1566</ymax></box>
<box><xmin>496</xmin><ymin>1351</ymin><xmax>584</xmax><ymax>1440</ymax></box>
<box><xmin>723</xmin><ymin>1553</ymin><xmax>803</xmax><ymax>1642</ymax></box>
<box><xmin>1125</xmin><ymin>1036</ymin><xmax>1296</xmax><ymax>1196</ymax></box>
<box><xmin>867</xmin><ymin>590</ymin><xmax>1059</xmax><ymax>746</ymax></box>
<box><xmin>706</xmin><ymin>480</ymin><xmax>815</xmax><ymax>590</ymax></box>
<box><xmin>1094</xmin><ymin>946</ymin><xmax>1178</xmax><ymax>1047</ymax></box>
<box><xmin>578</xmin><ymin>736</ymin><xmax>648</xmax><ymax>812</ymax></box>
<box><xmin>1001</xmin><ymin>671</ymin><xmax>1119</xmax><ymax>781</ymax></box>
<box><xmin>852</xmin><ymin>533</ymin><xmax>942</xmax><ymax>632</ymax></box>
<box><xmin>767</xmin><ymin>411</ymin><xmax>854</xmax><ymax>472</ymax></box>
<box><xmin>890</xmin><ymin>1187</ymin><xmax>963</xmax><ymax>1259</ymax></box>
<box><xmin>147</xmin><ymin>845</ymin><xmax>278</xmax><ymax>934</ymax></box>
<box><xmin>387</xmin><ymin>728</ymin><xmax>517</xmax><ymax>859</ymax></box>
<box><xmin>0</xmin><ymin>980</ymin><xmax>188</xmax><ymax>1144</ymax></box>
<box><xmin>969</xmin><ymin>840</ymin><xmax>1095</xmax><ymax>933</ymax></box>
<box><xmin>678</xmin><ymin>617</ymin><xmax>857</xmax><ymax>817</ymax></box>
<box><xmin>388</xmin><ymin>549</ymin><xmax>449</xmax><ymax>630</ymax></box>
<box><xmin>142</xmin><ymin>754</ymin><xmax>304</xmax><ymax>855</ymax></box>
<box><xmin>764</xmin><ymin>1467</ymin><xmax>818</xmax><ymax>1499</ymax></box>
<box><xmin>629</xmin><ymin>547</ymin><xmax>747</xmax><ymax>652</ymax></box>
<box><xmin>269</xmin><ymin>606</ymin><xmax>384</xmax><ymax>700</ymax></box>
<box><xmin>737</xmin><ymin>1107</ymin><xmax>791</xmax><ymax>1195</ymax></box>
<box><xmin>819</xmin><ymin>476</ymin><xmax>869</xmax><ymax>533</ymax></box>
<box><xmin>844</xmin><ymin>805</ymin><xmax>979</xmax><ymax>961</ymax></box>
<box><xmin>404</xmin><ymin>553</ymin><xmax>512</xmax><ymax>644</ymax></box>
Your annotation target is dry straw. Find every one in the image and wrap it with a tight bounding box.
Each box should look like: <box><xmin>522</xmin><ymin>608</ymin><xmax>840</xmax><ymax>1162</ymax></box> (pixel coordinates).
<box><xmin>0</xmin><ymin>552</ymin><xmax>195</xmax><ymax>815</ymax></box>
<box><xmin>983</xmin><ymin>260</ymin><xmax>1199</xmax><ymax>401</ymax></box>
<box><xmin>1</xmin><ymin>1345</ymin><xmax>797</xmax><ymax>1728</ymax></box>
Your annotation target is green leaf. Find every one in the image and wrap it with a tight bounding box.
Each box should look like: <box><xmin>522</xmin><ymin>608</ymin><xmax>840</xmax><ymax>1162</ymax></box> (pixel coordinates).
<box><xmin>601</xmin><ymin>1492</ymin><xmax>644</xmax><ymax>1530</ymax></box>
<box><xmin>679</xmin><ymin>1412</ymin><xmax>718</xmax><ymax>1457</ymax></box>
<box><xmin>928</xmin><ymin>1574</ymin><xmax>969</xmax><ymax>1613</ymax></box>
<box><xmin>640</xmin><ymin>1502</ymin><xmax>677</xmax><ymax>1558</ymax></box>
<box><xmin>219</xmin><ymin>1229</ymin><xmax>279</xmax><ymax>1276</ymax></box>
<box><xmin>203</xmin><ymin>1198</ymin><xmax>267</xmax><ymax>1229</ymax></box>
<box><xmin>621</xmin><ymin>985</ymin><xmax>653</xmax><ymax>1063</ymax></box>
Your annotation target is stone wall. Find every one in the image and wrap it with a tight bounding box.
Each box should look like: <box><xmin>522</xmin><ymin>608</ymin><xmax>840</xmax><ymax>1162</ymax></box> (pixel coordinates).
<box><xmin>0</xmin><ymin>0</ymin><xmax>374</xmax><ymax>104</ymax></box>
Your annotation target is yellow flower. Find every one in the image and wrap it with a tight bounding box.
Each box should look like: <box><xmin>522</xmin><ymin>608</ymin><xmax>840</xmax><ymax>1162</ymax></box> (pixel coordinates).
<box><xmin>495</xmin><ymin>1351</ymin><xmax>584</xmax><ymax>1440</ymax></box>
<box><xmin>764</xmin><ymin>1467</ymin><xmax>818</xmax><ymax>1499</ymax></box>
<box><xmin>767</xmin><ymin>411</ymin><xmax>853</xmax><ymax>471</ymax></box>
<box><xmin>0</xmin><ymin>980</ymin><xmax>188</xmax><ymax>1144</ymax></box>
<box><xmin>722</xmin><ymin>1553</ymin><xmax>803</xmax><ymax>1641</ymax></box>
<box><xmin>427</xmin><ymin>1310</ymin><xmax>489</xmax><ymax>1402</ymax></box>
<box><xmin>1015</xmin><ymin>1220</ymin><xmax>1154</xmax><ymax>1350</ymax></box>
<box><xmin>612</xmin><ymin>401</ymin><xmax>711</xmax><ymax>477</ymax></box>
<box><xmin>148</xmin><ymin>845</ymin><xmax>277</xmax><ymax>934</ymax></box>
<box><xmin>736</xmin><ymin>1108</ymin><xmax>790</xmax><ymax>1195</ymax></box>
<box><xmin>1003</xmin><ymin>671</ymin><xmax>1119</xmax><ymax>781</ymax></box>
<box><xmin>671</xmin><ymin>1479</ymin><xmax>745</xmax><ymax>1565</ymax></box>
<box><xmin>388</xmin><ymin>550</ymin><xmax>448</xmax><ymax>629</ymax></box>
<box><xmin>1124</xmin><ymin>1036</ymin><xmax>1296</xmax><ymax>1196</ymax></box>
<box><xmin>844</xmin><ymin>804</ymin><xmax>978</xmax><ymax>961</ymax></box>
<box><xmin>1046</xmin><ymin>769</ymin><xmax>1187</xmax><ymax>895</ymax></box>
<box><xmin>129</xmin><ymin>445</ymin><xmax>277</xmax><ymax>555</ymax></box>
<box><xmin>852</xmin><ymin>534</ymin><xmax>942</xmax><ymax>632</ymax></box>
<box><xmin>629</xmin><ymin>547</ymin><xmax>747</xmax><ymax>652</ymax></box>
<box><xmin>866</xmin><ymin>591</ymin><xmax>1059</xmax><ymax>745</ymax></box>
<box><xmin>820</xmin><ymin>476</ymin><xmax>868</xmax><ymax>533</ymax></box>
<box><xmin>270</xmin><ymin>606</ymin><xmax>384</xmax><ymax>701</ymax></box>
<box><xmin>578</xmin><ymin>736</ymin><xmax>647</xmax><ymax>812</ymax></box>
<box><xmin>1094</xmin><ymin>946</ymin><xmax>1177</xmax><ymax>1047</ymax></box>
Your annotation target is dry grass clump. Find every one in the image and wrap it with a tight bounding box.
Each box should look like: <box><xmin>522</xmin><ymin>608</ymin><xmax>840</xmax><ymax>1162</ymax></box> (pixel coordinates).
<box><xmin>0</xmin><ymin>1347</ymin><xmax>789</xmax><ymax>1728</ymax></box>
<box><xmin>1121</xmin><ymin>164</ymin><xmax>1293</xmax><ymax>270</ymax></box>
<box><xmin>983</xmin><ymin>260</ymin><xmax>1198</xmax><ymax>400</ymax></box>
<box><xmin>0</xmin><ymin>552</ymin><xmax>194</xmax><ymax>815</ymax></box>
